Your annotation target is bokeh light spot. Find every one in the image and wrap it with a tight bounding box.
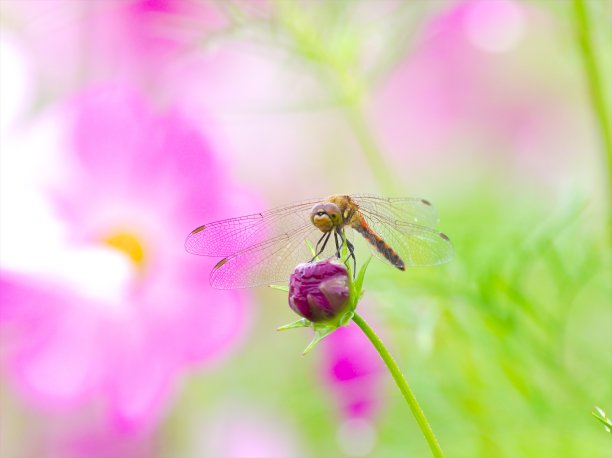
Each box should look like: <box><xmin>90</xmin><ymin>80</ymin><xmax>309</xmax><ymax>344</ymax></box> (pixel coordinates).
<box><xmin>464</xmin><ymin>0</ymin><xmax>525</xmax><ymax>53</ymax></box>
<box><xmin>336</xmin><ymin>417</ymin><xmax>377</xmax><ymax>457</ymax></box>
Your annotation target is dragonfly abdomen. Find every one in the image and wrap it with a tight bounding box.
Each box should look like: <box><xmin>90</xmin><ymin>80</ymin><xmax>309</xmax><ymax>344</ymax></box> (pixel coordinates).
<box><xmin>353</xmin><ymin>217</ymin><xmax>405</xmax><ymax>271</ymax></box>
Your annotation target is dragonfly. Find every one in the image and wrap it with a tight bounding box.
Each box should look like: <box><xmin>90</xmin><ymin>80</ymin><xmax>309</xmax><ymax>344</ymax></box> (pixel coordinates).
<box><xmin>185</xmin><ymin>194</ymin><xmax>453</xmax><ymax>289</ymax></box>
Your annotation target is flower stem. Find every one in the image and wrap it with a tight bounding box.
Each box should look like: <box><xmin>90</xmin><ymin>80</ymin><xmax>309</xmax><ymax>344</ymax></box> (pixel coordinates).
<box><xmin>572</xmin><ymin>0</ymin><xmax>612</xmax><ymax>227</ymax></box>
<box><xmin>352</xmin><ymin>312</ymin><xmax>444</xmax><ymax>458</ymax></box>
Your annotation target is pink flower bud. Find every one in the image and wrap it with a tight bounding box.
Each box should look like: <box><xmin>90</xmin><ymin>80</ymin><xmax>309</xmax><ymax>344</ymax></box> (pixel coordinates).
<box><xmin>288</xmin><ymin>260</ymin><xmax>350</xmax><ymax>322</ymax></box>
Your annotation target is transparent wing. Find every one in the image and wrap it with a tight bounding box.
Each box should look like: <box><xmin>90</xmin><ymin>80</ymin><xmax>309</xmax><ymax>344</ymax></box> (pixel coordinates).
<box><xmin>352</xmin><ymin>194</ymin><xmax>439</xmax><ymax>228</ymax></box>
<box><xmin>185</xmin><ymin>198</ymin><xmax>322</xmax><ymax>257</ymax></box>
<box><xmin>355</xmin><ymin>210</ymin><xmax>453</xmax><ymax>267</ymax></box>
<box><xmin>210</xmin><ymin>225</ymin><xmax>343</xmax><ymax>289</ymax></box>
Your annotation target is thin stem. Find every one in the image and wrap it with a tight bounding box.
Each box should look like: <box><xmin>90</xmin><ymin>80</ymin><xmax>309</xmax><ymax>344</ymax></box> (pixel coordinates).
<box><xmin>352</xmin><ymin>312</ymin><xmax>444</xmax><ymax>458</ymax></box>
<box><xmin>572</xmin><ymin>0</ymin><xmax>612</xmax><ymax>223</ymax></box>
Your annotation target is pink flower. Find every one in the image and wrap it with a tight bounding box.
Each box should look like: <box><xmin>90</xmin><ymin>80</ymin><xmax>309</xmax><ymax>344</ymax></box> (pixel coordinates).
<box><xmin>373</xmin><ymin>0</ymin><xmax>578</xmax><ymax>186</ymax></box>
<box><xmin>0</xmin><ymin>85</ymin><xmax>254</xmax><ymax>433</ymax></box>
<box><xmin>375</xmin><ymin>0</ymin><xmax>528</xmax><ymax>148</ymax></box>
<box><xmin>13</xmin><ymin>416</ymin><xmax>159</xmax><ymax>458</ymax></box>
<box><xmin>3</xmin><ymin>1</ymin><xmax>267</xmax><ymax>104</ymax></box>
<box><xmin>320</xmin><ymin>319</ymin><xmax>385</xmax><ymax>421</ymax></box>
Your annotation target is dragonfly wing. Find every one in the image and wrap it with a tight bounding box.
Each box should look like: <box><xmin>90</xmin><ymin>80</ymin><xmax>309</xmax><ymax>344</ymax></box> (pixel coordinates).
<box><xmin>352</xmin><ymin>194</ymin><xmax>440</xmax><ymax>228</ymax></box>
<box><xmin>355</xmin><ymin>213</ymin><xmax>453</xmax><ymax>267</ymax></box>
<box><xmin>185</xmin><ymin>198</ymin><xmax>322</xmax><ymax>256</ymax></box>
<box><xmin>209</xmin><ymin>225</ymin><xmax>342</xmax><ymax>289</ymax></box>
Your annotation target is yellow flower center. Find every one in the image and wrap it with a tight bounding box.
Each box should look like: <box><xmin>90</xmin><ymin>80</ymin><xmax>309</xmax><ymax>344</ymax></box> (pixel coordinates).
<box><xmin>104</xmin><ymin>231</ymin><xmax>145</xmax><ymax>267</ymax></box>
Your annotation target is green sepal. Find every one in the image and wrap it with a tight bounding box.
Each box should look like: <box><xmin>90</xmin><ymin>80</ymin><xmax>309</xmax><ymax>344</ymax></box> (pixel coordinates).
<box><xmin>305</xmin><ymin>239</ymin><xmax>319</xmax><ymax>259</ymax></box>
<box><xmin>269</xmin><ymin>284</ymin><xmax>290</xmax><ymax>292</ymax></box>
<box><xmin>338</xmin><ymin>228</ymin><xmax>371</xmax><ymax>304</ymax></box>
<box><xmin>345</xmin><ymin>252</ymin><xmax>373</xmax><ymax>313</ymax></box>
<box><xmin>302</xmin><ymin>323</ymin><xmax>336</xmax><ymax>355</ymax></box>
<box><xmin>277</xmin><ymin>318</ymin><xmax>311</xmax><ymax>331</ymax></box>
<box><xmin>337</xmin><ymin>310</ymin><xmax>354</xmax><ymax>328</ymax></box>
<box><xmin>354</xmin><ymin>255</ymin><xmax>373</xmax><ymax>295</ymax></box>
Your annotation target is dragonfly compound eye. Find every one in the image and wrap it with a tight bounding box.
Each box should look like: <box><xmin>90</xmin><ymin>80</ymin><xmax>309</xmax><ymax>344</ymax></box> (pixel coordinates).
<box><xmin>310</xmin><ymin>203</ymin><xmax>334</xmax><ymax>232</ymax></box>
<box><xmin>323</xmin><ymin>203</ymin><xmax>342</xmax><ymax>223</ymax></box>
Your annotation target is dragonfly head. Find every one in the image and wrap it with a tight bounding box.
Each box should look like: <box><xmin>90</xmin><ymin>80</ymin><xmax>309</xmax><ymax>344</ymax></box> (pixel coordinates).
<box><xmin>310</xmin><ymin>203</ymin><xmax>342</xmax><ymax>233</ymax></box>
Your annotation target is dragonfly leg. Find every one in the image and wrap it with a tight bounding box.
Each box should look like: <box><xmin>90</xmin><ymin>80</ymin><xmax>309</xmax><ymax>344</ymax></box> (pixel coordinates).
<box><xmin>333</xmin><ymin>230</ymin><xmax>341</xmax><ymax>258</ymax></box>
<box><xmin>314</xmin><ymin>232</ymin><xmax>327</xmax><ymax>254</ymax></box>
<box><xmin>311</xmin><ymin>231</ymin><xmax>331</xmax><ymax>262</ymax></box>
<box><xmin>346</xmin><ymin>238</ymin><xmax>357</xmax><ymax>276</ymax></box>
<box><xmin>333</xmin><ymin>229</ymin><xmax>356</xmax><ymax>277</ymax></box>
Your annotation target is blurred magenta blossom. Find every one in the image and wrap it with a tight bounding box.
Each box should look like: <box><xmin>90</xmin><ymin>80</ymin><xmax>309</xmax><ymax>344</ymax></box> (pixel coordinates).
<box><xmin>374</xmin><ymin>0</ymin><xmax>578</xmax><ymax>185</ymax></box>
<box><xmin>8</xmin><ymin>1</ymin><xmax>222</xmax><ymax>89</ymax></box>
<box><xmin>320</xmin><ymin>319</ymin><xmax>385</xmax><ymax>421</ymax></box>
<box><xmin>6</xmin><ymin>1</ymin><xmax>293</xmax><ymax>185</ymax></box>
<box><xmin>7</xmin><ymin>1</ymin><xmax>270</xmax><ymax>108</ymax></box>
<box><xmin>194</xmin><ymin>405</ymin><xmax>302</xmax><ymax>458</ymax></box>
<box><xmin>0</xmin><ymin>85</ymin><xmax>254</xmax><ymax>433</ymax></box>
<box><xmin>376</xmin><ymin>0</ymin><xmax>528</xmax><ymax>150</ymax></box>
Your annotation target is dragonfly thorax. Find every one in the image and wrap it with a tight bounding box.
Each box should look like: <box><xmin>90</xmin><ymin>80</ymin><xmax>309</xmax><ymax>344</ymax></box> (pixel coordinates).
<box><xmin>310</xmin><ymin>202</ymin><xmax>343</xmax><ymax>233</ymax></box>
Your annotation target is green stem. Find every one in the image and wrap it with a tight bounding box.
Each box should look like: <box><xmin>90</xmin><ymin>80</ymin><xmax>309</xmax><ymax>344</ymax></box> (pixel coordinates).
<box><xmin>572</xmin><ymin>0</ymin><xmax>612</xmax><ymax>213</ymax></box>
<box><xmin>352</xmin><ymin>312</ymin><xmax>444</xmax><ymax>458</ymax></box>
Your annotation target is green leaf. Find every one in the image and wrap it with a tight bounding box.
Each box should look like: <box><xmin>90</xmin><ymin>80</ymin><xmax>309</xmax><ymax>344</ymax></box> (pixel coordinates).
<box><xmin>592</xmin><ymin>406</ymin><xmax>612</xmax><ymax>433</ymax></box>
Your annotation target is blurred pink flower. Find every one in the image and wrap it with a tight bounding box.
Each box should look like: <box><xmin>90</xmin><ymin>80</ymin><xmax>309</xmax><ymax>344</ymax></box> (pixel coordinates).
<box><xmin>194</xmin><ymin>405</ymin><xmax>302</xmax><ymax>458</ymax></box>
<box><xmin>20</xmin><ymin>415</ymin><xmax>158</xmax><ymax>458</ymax></box>
<box><xmin>376</xmin><ymin>0</ymin><xmax>528</xmax><ymax>148</ymax></box>
<box><xmin>320</xmin><ymin>320</ymin><xmax>385</xmax><ymax>421</ymax></box>
<box><xmin>5</xmin><ymin>1</ymin><xmax>269</xmax><ymax>104</ymax></box>
<box><xmin>373</xmin><ymin>0</ymin><xmax>579</xmax><ymax>185</ymax></box>
<box><xmin>0</xmin><ymin>85</ymin><xmax>254</xmax><ymax>433</ymax></box>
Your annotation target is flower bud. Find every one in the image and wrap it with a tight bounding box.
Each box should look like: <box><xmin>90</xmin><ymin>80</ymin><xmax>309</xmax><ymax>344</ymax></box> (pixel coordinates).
<box><xmin>288</xmin><ymin>260</ymin><xmax>350</xmax><ymax>322</ymax></box>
